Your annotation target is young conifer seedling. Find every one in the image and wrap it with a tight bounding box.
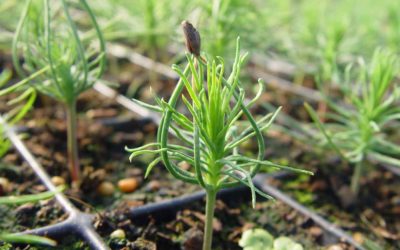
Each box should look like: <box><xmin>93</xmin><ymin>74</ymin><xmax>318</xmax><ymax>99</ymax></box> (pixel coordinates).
<box><xmin>305</xmin><ymin>49</ymin><xmax>400</xmax><ymax>197</ymax></box>
<box><xmin>127</xmin><ymin>21</ymin><xmax>311</xmax><ymax>250</ymax></box>
<box><xmin>11</xmin><ymin>0</ymin><xmax>106</xmax><ymax>187</ymax></box>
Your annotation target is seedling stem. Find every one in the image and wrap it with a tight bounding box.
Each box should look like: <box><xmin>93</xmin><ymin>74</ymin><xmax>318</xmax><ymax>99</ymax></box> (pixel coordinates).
<box><xmin>66</xmin><ymin>100</ymin><xmax>80</xmax><ymax>186</ymax></box>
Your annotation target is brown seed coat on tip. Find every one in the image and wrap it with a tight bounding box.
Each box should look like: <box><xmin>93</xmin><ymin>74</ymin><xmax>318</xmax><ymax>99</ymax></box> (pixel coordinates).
<box><xmin>181</xmin><ymin>20</ymin><xmax>201</xmax><ymax>56</ymax></box>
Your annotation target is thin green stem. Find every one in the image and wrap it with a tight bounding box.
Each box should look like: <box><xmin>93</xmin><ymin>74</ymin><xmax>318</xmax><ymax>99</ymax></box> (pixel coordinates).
<box><xmin>351</xmin><ymin>159</ymin><xmax>363</xmax><ymax>196</ymax></box>
<box><xmin>66</xmin><ymin>99</ymin><xmax>80</xmax><ymax>186</ymax></box>
<box><xmin>203</xmin><ymin>188</ymin><xmax>217</xmax><ymax>250</ymax></box>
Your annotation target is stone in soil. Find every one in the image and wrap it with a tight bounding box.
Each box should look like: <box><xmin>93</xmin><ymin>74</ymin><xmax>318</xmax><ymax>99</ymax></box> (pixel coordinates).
<box><xmin>110</xmin><ymin>229</ymin><xmax>126</xmax><ymax>239</ymax></box>
<box><xmin>97</xmin><ymin>181</ymin><xmax>115</xmax><ymax>196</ymax></box>
<box><xmin>118</xmin><ymin>178</ymin><xmax>140</xmax><ymax>193</ymax></box>
<box><xmin>182</xmin><ymin>227</ymin><xmax>203</xmax><ymax>250</ymax></box>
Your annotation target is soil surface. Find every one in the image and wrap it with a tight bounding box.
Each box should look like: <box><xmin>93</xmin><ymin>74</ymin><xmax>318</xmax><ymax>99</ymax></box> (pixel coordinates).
<box><xmin>271</xmin><ymin>154</ymin><xmax>400</xmax><ymax>250</ymax></box>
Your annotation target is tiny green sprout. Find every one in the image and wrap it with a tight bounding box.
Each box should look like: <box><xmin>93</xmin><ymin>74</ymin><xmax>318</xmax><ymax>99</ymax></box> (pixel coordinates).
<box><xmin>127</xmin><ymin>23</ymin><xmax>311</xmax><ymax>250</ymax></box>
<box><xmin>239</xmin><ymin>228</ymin><xmax>304</xmax><ymax>250</ymax></box>
<box><xmin>305</xmin><ymin>49</ymin><xmax>400</xmax><ymax>196</ymax></box>
<box><xmin>11</xmin><ymin>0</ymin><xmax>106</xmax><ymax>187</ymax></box>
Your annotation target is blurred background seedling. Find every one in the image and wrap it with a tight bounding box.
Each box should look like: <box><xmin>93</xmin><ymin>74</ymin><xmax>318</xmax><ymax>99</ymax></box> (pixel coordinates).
<box><xmin>304</xmin><ymin>49</ymin><xmax>400</xmax><ymax>197</ymax></box>
<box><xmin>10</xmin><ymin>0</ymin><xmax>106</xmax><ymax>187</ymax></box>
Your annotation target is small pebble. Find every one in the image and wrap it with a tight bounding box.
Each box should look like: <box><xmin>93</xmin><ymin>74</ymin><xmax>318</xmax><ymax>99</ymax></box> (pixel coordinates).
<box><xmin>86</xmin><ymin>108</ymin><xmax>117</xmax><ymax>119</ymax></box>
<box><xmin>97</xmin><ymin>181</ymin><xmax>115</xmax><ymax>196</ymax></box>
<box><xmin>353</xmin><ymin>232</ymin><xmax>364</xmax><ymax>244</ymax></box>
<box><xmin>110</xmin><ymin>229</ymin><xmax>126</xmax><ymax>239</ymax></box>
<box><xmin>0</xmin><ymin>177</ymin><xmax>11</xmax><ymax>195</ymax></box>
<box><xmin>391</xmin><ymin>195</ymin><xmax>400</xmax><ymax>205</ymax></box>
<box><xmin>51</xmin><ymin>176</ymin><xmax>65</xmax><ymax>186</ymax></box>
<box><xmin>147</xmin><ymin>180</ymin><xmax>160</xmax><ymax>191</ymax></box>
<box><xmin>33</xmin><ymin>184</ymin><xmax>47</xmax><ymax>192</ymax></box>
<box><xmin>327</xmin><ymin>245</ymin><xmax>344</xmax><ymax>250</ymax></box>
<box><xmin>126</xmin><ymin>168</ymin><xmax>143</xmax><ymax>177</ymax></box>
<box><xmin>182</xmin><ymin>228</ymin><xmax>203</xmax><ymax>250</ymax></box>
<box><xmin>118</xmin><ymin>178</ymin><xmax>139</xmax><ymax>193</ymax></box>
<box><xmin>178</xmin><ymin>161</ymin><xmax>191</xmax><ymax>171</ymax></box>
<box><xmin>309</xmin><ymin>226</ymin><xmax>322</xmax><ymax>237</ymax></box>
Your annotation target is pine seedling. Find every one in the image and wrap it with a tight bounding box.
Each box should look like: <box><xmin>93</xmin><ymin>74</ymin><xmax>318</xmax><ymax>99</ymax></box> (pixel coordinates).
<box><xmin>305</xmin><ymin>49</ymin><xmax>400</xmax><ymax>196</ymax></box>
<box><xmin>127</xmin><ymin>22</ymin><xmax>311</xmax><ymax>250</ymax></box>
<box><xmin>11</xmin><ymin>0</ymin><xmax>106</xmax><ymax>186</ymax></box>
